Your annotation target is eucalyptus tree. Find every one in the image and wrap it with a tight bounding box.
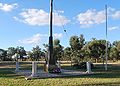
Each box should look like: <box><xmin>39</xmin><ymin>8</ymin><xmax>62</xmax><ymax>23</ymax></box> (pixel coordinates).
<box><xmin>109</xmin><ymin>47</ymin><xmax>119</xmax><ymax>61</ymax></box>
<box><xmin>110</xmin><ymin>41</ymin><xmax>120</xmax><ymax>61</ymax></box>
<box><xmin>113</xmin><ymin>41</ymin><xmax>120</xmax><ymax>47</ymax></box>
<box><xmin>69</xmin><ymin>34</ymin><xmax>85</xmax><ymax>64</ymax></box>
<box><xmin>27</xmin><ymin>51</ymin><xmax>34</xmax><ymax>61</ymax></box>
<box><xmin>87</xmin><ymin>39</ymin><xmax>106</xmax><ymax>63</ymax></box>
<box><xmin>81</xmin><ymin>41</ymin><xmax>91</xmax><ymax>61</ymax></box>
<box><xmin>43</xmin><ymin>39</ymin><xmax>64</xmax><ymax>62</ymax></box>
<box><xmin>63</xmin><ymin>47</ymin><xmax>72</xmax><ymax>61</ymax></box>
<box><xmin>70</xmin><ymin>36</ymin><xmax>80</xmax><ymax>51</ymax></box>
<box><xmin>43</xmin><ymin>44</ymin><xmax>49</xmax><ymax>58</ymax></box>
<box><xmin>53</xmin><ymin>39</ymin><xmax>64</xmax><ymax>62</ymax></box>
<box><xmin>69</xmin><ymin>36</ymin><xmax>79</xmax><ymax>63</ymax></box>
<box><xmin>43</xmin><ymin>44</ymin><xmax>49</xmax><ymax>63</ymax></box>
<box><xmin>79</xmin><ymin>34</ymin><xmax>85</xmax><ymax>49</ymax></box>
<box><xmin>0</xmin><ymin>49</ymin><xmax>7</xmax><ymax>61</ymax></box>
<box><xmin>112</xmin><ymin>41</ymin><xmax>120</xmax><ymax>52</ymax></box>
<box><xmin>32</xmin><ymin>45</ymin><xmax>42</xmax><ymax>61</ymax></box>
<box><xmin>16</xmin><ymin>46</ymin><xmax>26</xmax><ymax>61</ymax></box>
<box><xmin>116</xmin><ymin>42</ymin><xmax>120</xmax><ymax>60</ymax></box>
<box><xmin>7</xmin><ymin>47</ymin><xmax>17</xmax><ymax>60</ymax></box>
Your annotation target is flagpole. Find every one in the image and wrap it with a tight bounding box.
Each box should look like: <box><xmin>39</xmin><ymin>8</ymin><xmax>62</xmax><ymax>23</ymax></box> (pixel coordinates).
<box><xmin>105</xmin><ymin>5</ymin><xmax>108</xmax><ymax>71</ymax></box>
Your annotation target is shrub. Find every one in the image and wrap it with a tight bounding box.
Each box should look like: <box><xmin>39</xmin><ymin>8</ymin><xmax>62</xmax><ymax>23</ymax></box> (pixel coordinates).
<box><xmin>73</xmin><ymin>62</ymin><xmax>94</xmax><ymax>69</ymax></box>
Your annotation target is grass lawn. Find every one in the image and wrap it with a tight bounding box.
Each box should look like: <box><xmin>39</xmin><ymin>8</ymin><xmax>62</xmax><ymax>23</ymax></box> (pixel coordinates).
<box><xmin>0</xmin><ymin>62</ymin><xmax>120</xmax><ymax>86</ymax></box>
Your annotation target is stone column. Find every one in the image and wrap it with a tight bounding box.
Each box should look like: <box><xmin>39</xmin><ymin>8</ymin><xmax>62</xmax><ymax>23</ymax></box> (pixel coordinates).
<box><xmin>57</xmin><ymin>61</ymin><xmax>61</xmax><ymax>69</ymax></box>
<box><xmin>15</xmin><ymin>61</ymin><xmax>19</xmax><ymax>72</ymax></box>
<box><xmin>31</xmin><ymin>61</ymin><xmax>38</xmax><ymax>77</ymax></box>
<box><xmin>86</xmin><ymin>62</ymin><xmax>92</xmax><ymax>74</ymax></box>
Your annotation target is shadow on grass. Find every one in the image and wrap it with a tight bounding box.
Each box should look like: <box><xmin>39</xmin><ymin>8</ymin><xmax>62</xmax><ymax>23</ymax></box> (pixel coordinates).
<box><xmin>0</xmin><ymin>68</ymin><xmax>24</xmax><ymax>79</ymax></box>
<box><xmin>0</xmin><ymin>74</ymin><xmax>24</xmax><ymax>79</ymax></box>
<box><xmin>0</xmin><ymin>68</ymin><xmax>15</xmax><ymax>71</ymax></box>
<box><xmin>82</xmin><ymin>82</ymin><xmax>120</xmax><ymax>86</ymax></box>
<box><xmin>0</xmin><ymin>72</ymin><xmax>24</xmax><ymax>79</ymax></box>
<box><xmin>50</xmin><ymin>72</ymin><xmax>120</xmax><ymax>79</ymax></box>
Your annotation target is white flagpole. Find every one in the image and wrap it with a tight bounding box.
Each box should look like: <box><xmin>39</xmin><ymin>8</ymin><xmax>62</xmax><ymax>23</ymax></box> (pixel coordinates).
<box><xmin>105</xmin><ymin>5</ymin><xmax>108</xmax><ymax>71</ymax></box>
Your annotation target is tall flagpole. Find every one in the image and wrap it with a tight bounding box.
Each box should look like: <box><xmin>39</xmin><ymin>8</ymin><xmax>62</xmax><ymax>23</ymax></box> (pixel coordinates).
<box><xmin>105</xmin><ymin>5</ymin><xmax>108</xmax><ymax>71</ymax></box>
<box><xmin>48</xmin><ymin>0</ymin><xmax>56</xmax><ymax>66</ymax></box>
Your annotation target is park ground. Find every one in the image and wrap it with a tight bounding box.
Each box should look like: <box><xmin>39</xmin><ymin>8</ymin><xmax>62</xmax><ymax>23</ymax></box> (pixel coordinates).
<box><xmin>0</xmin><ymin>61</ymin><xmax>120</xmax><ymax>86</ymax></box>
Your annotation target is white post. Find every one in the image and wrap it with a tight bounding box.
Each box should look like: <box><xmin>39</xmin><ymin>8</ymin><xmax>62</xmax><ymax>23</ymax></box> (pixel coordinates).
<box><xmin>15</xmin><ymin>61</ymin><xmax>19</xmax><ymax>72</ymax></box>
<box><xmin>31</xmin><ymin>61</ymin><xmax>38</xmax><ymax>77</ymax></box>
<box><xmin>86</xmin><ymin>62</ymin><xmax>92</xmax><ymax>74</ymax></box>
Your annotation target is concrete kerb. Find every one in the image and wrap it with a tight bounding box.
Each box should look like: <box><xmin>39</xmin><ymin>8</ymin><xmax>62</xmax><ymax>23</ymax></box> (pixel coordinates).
<box><xmin>13</xmin><ymin>61</ymin><xmax>94</xmax><ymax>80</ymax></box>
<box><xmin>24</xmin><ymin>69</ymin><xmax>94</xmax><ymax>80</ymax></box>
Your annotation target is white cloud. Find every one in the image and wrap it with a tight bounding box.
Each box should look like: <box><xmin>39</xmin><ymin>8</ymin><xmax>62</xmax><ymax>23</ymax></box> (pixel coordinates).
<box><xmin>107</xmin><ymin>7</ymin><xmax>120</xmax><ymax>19</ymax></box>
<box><xmin>0</xmin><ymin>3</ymin><xmax>18</xmax><ymax>12</ymax></box>
<box><xmin>18</xmin><ymin>33</ymin><xmax>63</xmax><ymax>45</ymax></box>
<box><xmin>13</xmin><ymin>16</ymin><xmax>24</xmax><ymax>23</ymax></box>
<box><xmin>108</xmin><ymin>26</ymin><xmax>119</xmax><ymax>31</ymax></box>
<box><xmin>111</xmin><ymin>11</ymin><xmax>120</xmax><ymax>19</ymax></box>
<box><xmin>76</xmin><ymin>7</ymin><xmax>120</xmax><ymax>28</ymax></box>
<box><xmin>14</xmin><ymin>9</ymin><xmax>70</xmax><ymax>26</ymax></box>
<box><xmin>76</xmin><ymin>9</ymin><xmax>105</xmax><ymax>28</ymax></box>
<box><xmin>107</xmin><ymin>7</ymin><xmax>116</xmax><ymax>14</ymax></box>
<box><xmin>18</xmin><ymin>34</ymin><xmax>42</xmax><ymax>45</ymax></box>
<box><xmin>54</xmin><ymin>33</ymin><xmax>63</xmax><ymax>39</ymax></box>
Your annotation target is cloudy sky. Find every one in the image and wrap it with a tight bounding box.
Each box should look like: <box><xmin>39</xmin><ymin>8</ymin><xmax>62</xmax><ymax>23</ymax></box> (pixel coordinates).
<box><xmin>0</xmin><ymin>0</ymin><xmax>120</xmax><ymax>50</ymax></box>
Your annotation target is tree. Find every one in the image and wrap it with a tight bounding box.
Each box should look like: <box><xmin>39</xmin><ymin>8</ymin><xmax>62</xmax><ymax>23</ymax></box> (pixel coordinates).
<box><xmin>16</xmin><ymin>46</ymin><xmax>26</xmax><ymax>61</ymax></box>
<box><xmin>32</xmin><ymin>45</ymin><xmax>42</xmax><ymax>61</ymax></box>
<box><xmin>43</xmin><ymin>44</ymin><xmax>49</xmax><ymax>63</ymax></box>
<box><xmin>63</xmin><ymin>47</ymin><xmax>72</xmax><ymax>61</ymax></box>
<box><xmin>113</xmin><ymin>41</ymin><xmax>120</xmax><ymax>47</ymax></box>
<box><xmin>79</xmin><ymin>34</ymin><xmax>85</xmax><ymax>49</ymax></box>
<box><xmin>0</xmin><ymin>49</ymin><xmax>7</xmax><ymax>61</ymax></box>
<box><xmin>7</xmin><ymin>47</ymin><xmax>17</xmax><ymax>60</ymax></box>
<box><xmin>53</xmin><ymin>39</ymin><xmax>64</xmax><ymax>62</ymax></box>
<box><xmin>69</xmin><ymin>34</ymin><xmax>85</xmax><ymax>64</ymax></box>
<box><xmin>109</xmin><ymin>47</ymin><xmax>119</xmax><ymax>61</ymax></box>
<box><xmin>87</xmin><ymin>39</ymin><xmax>106</xmax><ymax>63</ymax></box>
<box><xmin>70</xmin><ymin>36</ymin><xmax>80</xmax><ymax>51</ymax></box>
<box><xmin>69</xmin><ymin>36</ymin><xmax>81</xmax><ymax>63</ymax></box>
<box><xmin>110</xmin><ymin>41</ymin><xmax>120</xmax><ymax>61</ymax></box>
<box><xmin>27</xmin><ymin>51</ymin><xmax>34</xmax><ymax>61</ymax></box>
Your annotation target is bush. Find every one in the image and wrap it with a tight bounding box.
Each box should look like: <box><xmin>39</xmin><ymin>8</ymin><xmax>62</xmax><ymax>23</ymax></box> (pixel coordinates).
<box><xmin>73</xmin><ymin>62</ymin><xmax>94</xmax><ymax>69</ymax></box>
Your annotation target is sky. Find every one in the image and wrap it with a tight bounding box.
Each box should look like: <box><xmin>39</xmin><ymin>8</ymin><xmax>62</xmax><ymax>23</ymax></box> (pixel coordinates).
<box><xmin>0</xmin><ymin>0</ymin><xmax>120</xmax><ymax>51</ymax></box>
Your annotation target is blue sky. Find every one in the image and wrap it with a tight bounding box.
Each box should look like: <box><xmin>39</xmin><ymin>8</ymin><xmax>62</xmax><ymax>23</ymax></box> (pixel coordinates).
<box><xmin>0</xmin><ymin>0</ymin><xmax>120</xmax><ymax>50</ymax></box>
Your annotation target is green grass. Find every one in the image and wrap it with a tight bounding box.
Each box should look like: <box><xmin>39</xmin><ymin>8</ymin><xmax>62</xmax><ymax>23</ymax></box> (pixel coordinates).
<box><xmin>0</xmin><ymin>62</ymin><xmax>120</xmax><ymax>86</ymax></box>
